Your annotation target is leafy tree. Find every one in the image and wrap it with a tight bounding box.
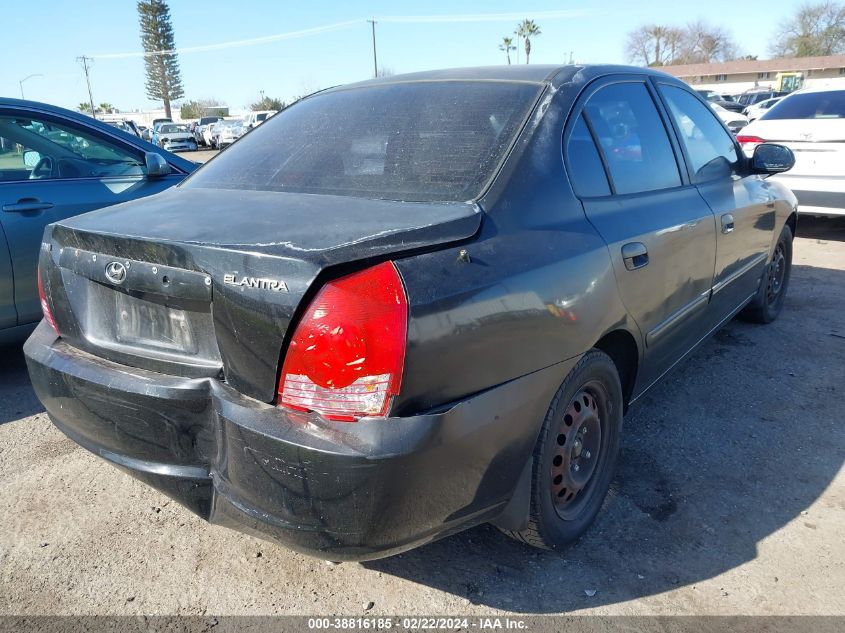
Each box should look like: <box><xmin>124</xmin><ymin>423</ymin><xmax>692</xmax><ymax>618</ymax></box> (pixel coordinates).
<box><xmin>99</xmin><ymin>102</ymin><xmax>115</xmax><ymax>113</ymax></box>
<box><xmin>499</xmin><ymin>36</ymin><xmax>516</xmax><ymax>65</ymax></box>
<box><xmin>771</xmin><ymin>1</ymin><xmax>845</xmax><ymax>57</ymax></box>
<box><xmin>180</xmin><ymin>98</ymin><xmax>226</xmax><ymax>119</ymax></box>
<box><xmin>78</xmin><ymin>103</ymin><xmax>93</xmax><ymax>114</ymax></box>
<box><xmin>250</xmin><ymin>96</ymin><xmax>285</xmax><ymax>111</ymax></box>
<box><xmin>516</xmin><ymin>19</ymin><xmax>542</xmax><ymax>64</ymax></box>
<box><xmin>137</xmin><ymin>0</ymin><xmax>184</xmax><ymax>119</ymax></box>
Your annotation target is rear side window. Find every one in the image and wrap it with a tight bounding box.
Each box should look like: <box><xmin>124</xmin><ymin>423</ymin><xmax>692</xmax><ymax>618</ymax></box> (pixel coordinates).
<box><xmin>185</xmin><ymin>81</ymin><xmax>541</xmax><ymax>202</ymax></box>
<box><xmin>566</xmin><ymin>115</ymin><xmax>610</xmax><ymax>197</ymax></box>
<box><xmin>660</xmin><ymin>85</ymin><xmax>738</xmax><ymax>182</ymax></box>
<box><xmin>761</xmin><ymin>91</ymin><xmax>845</xmax><ymax>120</ymax></box>
<box><xmin>584</xmin><ymin>82</ymin><xmax>681</xmax><ymax>195</ymax></box>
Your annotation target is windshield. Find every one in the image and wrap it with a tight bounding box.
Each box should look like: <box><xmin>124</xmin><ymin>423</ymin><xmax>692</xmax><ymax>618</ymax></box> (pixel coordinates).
<box><xmin>160</xmin><ymin>124</ymin><xmax>189</xmax><ymax>133</ymax></box>
<box><xmin>185</xmin><ymin>81</ymin><xmax>541</xmax><ymax>201</ymax></box>
<box><xmin>761</xmin><ymin>90</ymin><xmax>845</xmax><ymax>120</ymax></box>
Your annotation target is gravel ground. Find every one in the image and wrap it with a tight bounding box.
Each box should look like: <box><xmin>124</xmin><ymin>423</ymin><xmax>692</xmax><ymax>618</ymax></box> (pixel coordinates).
<box><xmin>0</xmin><ymin>217</ymin><xmax>843</xmax><ymax>617</ymax></box>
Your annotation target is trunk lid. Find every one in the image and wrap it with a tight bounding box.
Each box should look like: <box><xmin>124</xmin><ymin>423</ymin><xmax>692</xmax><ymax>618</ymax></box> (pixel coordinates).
<box><xmin>44</xmin><ymin>188</ymin><xmax>481</xmax><ymax>401</ymax></box>
<box><xmin>746</xmin><ymin>119</ymin><xmax>845</xmax><ymax>177</ymax></box>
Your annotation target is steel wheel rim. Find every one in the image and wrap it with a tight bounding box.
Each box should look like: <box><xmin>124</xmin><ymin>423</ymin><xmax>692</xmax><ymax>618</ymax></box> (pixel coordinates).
<box><xmin>766</xmin><ymin>242</ymin><xmax>786</xmax><ymax>304</ymax></box>
<box><xmin>550</xmin><ymin>381</ymin><xmax>608</xmax><ymax>519</ymax></box>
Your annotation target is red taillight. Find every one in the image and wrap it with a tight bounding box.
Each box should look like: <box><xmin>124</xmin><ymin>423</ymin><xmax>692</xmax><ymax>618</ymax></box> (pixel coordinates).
<box><xmin>37</xmin><ymin>266</ymin><xmax>59</xmax><ymax>336</ymax></box>
<box><xmin>278</xmin><ymin>261</ymin><xmax>408</xmax><ymax>421</ymax></box>
<box><xmin>736</xmin><ymin>135</ymin><xmax>765</xmax><ymax>146</ymax></box>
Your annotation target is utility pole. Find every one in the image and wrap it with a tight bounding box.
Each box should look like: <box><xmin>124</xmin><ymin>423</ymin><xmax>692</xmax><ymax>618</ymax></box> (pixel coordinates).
<box><xmin>76</xmin><ymin>56</ymin><xmax>96</xmax><ymax>119</ymax></box>
<box><xmin>367</xmin><ymin>19</ymin><xmax>378</xmax><ymax>77</ymax></box>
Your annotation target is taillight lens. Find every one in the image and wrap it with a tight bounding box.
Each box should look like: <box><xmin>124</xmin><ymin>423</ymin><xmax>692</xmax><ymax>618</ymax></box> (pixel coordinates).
<box><xmin>37</xmin><ymin>266</ymin><xmax>59</xmax><ymax>336</ymax></box>
<box><xmin>736</xmin><ymin>134</ymin><xmax>765</xmax><ymax>147</ymax></box>
<box><xmin>278</xmin><ymin>261</ymin><xmax>408</xmax><ymax>421</ymax></box>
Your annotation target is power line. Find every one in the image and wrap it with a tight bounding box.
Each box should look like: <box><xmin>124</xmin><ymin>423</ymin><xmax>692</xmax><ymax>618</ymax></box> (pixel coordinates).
<box><xmin>87</xmin><ymin>9</ymin><xmax>590</xmax><ymax>60</ymax></box>
<box><xmin>76</xmin><ymin>56</ymin><xmax>96</xmax><ymax>119</ymax></box>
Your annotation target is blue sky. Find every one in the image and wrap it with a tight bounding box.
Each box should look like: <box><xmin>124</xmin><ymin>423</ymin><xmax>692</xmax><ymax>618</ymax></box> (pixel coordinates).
<box><xmin>4</xmin><ymin>0</ymin><xmax>803</xmax><ymax>112</ymax></box>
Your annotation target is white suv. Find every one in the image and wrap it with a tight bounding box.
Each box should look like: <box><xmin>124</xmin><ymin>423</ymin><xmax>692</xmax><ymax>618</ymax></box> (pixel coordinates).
<box><xmin>242</xmin><ymin>110</ymin><xmax>277</xmax><ymax>130</ymax></box>
<box><xmin>738</xmin><ymin>86</ymin><xmax>845</xmax><ymax>216</ymax></box>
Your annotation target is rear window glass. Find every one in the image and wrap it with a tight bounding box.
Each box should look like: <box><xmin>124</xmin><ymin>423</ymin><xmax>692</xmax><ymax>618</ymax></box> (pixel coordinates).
<box><xmin>184</xmin><ymin>81</ymin><xmax>541</xmax><ymax>201</ymax></box>
<box><xmin>762</xmin><ymin>91</ymin><xmax>845</xmax><ymax>120</ymax></box>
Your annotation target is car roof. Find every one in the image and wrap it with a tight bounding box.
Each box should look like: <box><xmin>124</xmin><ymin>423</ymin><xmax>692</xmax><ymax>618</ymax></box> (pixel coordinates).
<box><xmin>332</xmin><ymin>64</ymin><xmax>686</xmax><ymax>92</ymax></box>
<box><xmin>788</xmin><ymin>83</ymin><xmax>845</xmax><ymax>95</ymax></box>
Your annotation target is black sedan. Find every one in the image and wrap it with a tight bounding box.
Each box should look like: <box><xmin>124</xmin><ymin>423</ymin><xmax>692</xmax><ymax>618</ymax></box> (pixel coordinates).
<box><xmin>25</xmin><ymin>65</ymin><xmax>797</xmax><ymax>561</ymax></box>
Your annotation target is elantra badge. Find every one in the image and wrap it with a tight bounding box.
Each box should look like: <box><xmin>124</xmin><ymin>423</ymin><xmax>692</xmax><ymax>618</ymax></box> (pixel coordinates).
<box><xmin>105</xmin><ymin>261</ymin><xmax>127</xmax><ymax>284</ymax></box>
<box><xmin>223</xmin><ymin>273</ymin><xmax>288</xmax><ymax>292</ymax></box>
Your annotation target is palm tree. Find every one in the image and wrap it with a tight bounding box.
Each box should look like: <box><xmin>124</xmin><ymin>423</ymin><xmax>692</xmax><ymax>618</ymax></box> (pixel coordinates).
<box><xmin>78</xmin><ymin>103</ymin><xmax>92</xmax><ymax>113</ymax></box>
<box><xmin>517</xmin><ymin>19</ymin><xmax>542</xmax><ymax>64</ymax></box>
<box><xmin>99</xmin><ymin>102</ymin><xmax>114</xmax><ymax>114</ymax></box>
<box><xmin>499</xmin><ymin>36</ymin><xmax>516</xmax><ymax>64</ymax></box>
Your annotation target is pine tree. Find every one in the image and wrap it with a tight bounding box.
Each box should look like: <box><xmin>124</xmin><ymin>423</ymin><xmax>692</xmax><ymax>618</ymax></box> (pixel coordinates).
<box><xmin>137</xmin><ymin>0</ymin><xmax>184</xmax><ymax>119</ymax></box>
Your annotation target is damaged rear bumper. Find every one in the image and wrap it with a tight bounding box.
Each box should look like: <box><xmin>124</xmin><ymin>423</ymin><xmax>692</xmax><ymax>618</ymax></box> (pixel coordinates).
<box><xmin>24</xmin><ymin>322</ymin><xmax>571</xmax><ymax>560</ymax></box>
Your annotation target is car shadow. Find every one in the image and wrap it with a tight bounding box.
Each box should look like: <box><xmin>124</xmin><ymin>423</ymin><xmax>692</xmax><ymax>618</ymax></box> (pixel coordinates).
<box><xmin>796</xmin><ymin>215</ymin><xmax>845</xmax><ymax>242</ymax></box>
<box><xmin>0</xmin><ymin>343</ymin><xmax>44</xmax><ymax>425</ymax></box>
<box><xmin>364</xmin><ymin>258</ymin><xmax>845</xmax><ymax>612</ymax></box>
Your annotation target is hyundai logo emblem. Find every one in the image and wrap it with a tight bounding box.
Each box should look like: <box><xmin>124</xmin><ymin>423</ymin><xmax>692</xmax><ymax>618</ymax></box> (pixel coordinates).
<box><xmin>105</xmin><ymin>261</ymin><xmax>127</xmax><ymax>284</ymax></box>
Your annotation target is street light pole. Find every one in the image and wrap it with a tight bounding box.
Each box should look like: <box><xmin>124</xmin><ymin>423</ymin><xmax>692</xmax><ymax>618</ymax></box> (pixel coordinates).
<box><xmin>19</xmin><ymin>73</ymin><xmax>43</xmax><ymax>99</ymax></box>
<box><xmin>367</xmin><ymin>19</ymin><xmax>378</xmax><ymax>77</ymax></box>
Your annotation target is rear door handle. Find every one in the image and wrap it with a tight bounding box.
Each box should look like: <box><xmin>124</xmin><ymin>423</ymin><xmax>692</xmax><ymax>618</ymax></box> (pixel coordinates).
<box><xmin>2</xmin><ymin>198</ymin><xmax>54</xmax><ymax>213</ymax></box>
<box><xmin>622</xmin><ymin>242</ymin><xmax>649</xmax><ymax>270</ymax></box>
<box><xmin>721</xmin><ymin>213</ymin><xmax>735</xmax><ymax>234</ymax></box>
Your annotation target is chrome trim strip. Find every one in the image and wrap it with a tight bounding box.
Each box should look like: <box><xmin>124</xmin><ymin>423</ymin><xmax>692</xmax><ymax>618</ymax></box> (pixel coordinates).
<box><xmin>712</xmin><ymin>252</ymin><xmax>768</xmax><ymax>296</ymax></box>
<box><xmin>646</xmin><ymin>291</ymin><xmax>710</xmax><ymax>346</ymax></box>
<box><xmin>631</xmin><ymin>290</ymin><xmax>757</xmax><ymax>405</ymax></box>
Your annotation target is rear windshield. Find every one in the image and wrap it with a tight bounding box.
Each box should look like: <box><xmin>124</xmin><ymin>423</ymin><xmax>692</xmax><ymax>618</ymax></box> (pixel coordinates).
<box><xmin>184</xmin><ymin>81</ymin><xmax>541</xmax><ymax>201</ymax></box>
<box><xmin>761</xmin><ymin>91</ymin><xmax>845</xmax><ymax>120</ymax></box>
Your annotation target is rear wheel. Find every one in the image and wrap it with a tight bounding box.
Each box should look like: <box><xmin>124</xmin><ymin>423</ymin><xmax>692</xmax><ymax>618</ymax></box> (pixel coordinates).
<box><xmin>504</xmin><ymin>350</ymin><xmax>623</xmax><ymax>550</ymax></box>
<box><xmin>741</xmin><ymin>223</ymin><xmax>793</xmax><ymax>324</ymax></box>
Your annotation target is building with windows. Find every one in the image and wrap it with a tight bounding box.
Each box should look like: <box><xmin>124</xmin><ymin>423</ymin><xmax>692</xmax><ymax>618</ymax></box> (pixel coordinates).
<box><xmin>660</xmin><ymin>55</ymin><xmax>845</xmax><ymax>95</ymax></box>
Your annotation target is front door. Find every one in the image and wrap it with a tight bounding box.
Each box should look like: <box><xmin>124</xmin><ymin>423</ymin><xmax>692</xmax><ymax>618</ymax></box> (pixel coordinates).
<box><xmin>566</xmin><ymin>78</ymin><xmax>717</xmax><ymax>390</ymax></box>
<box><xmin>0</xmin><ymin>110</ymin><xmax>183</xmax><ymax>325</ymax></box>
<box><xmin>656</xmin><ymin>83</ymin><xmax>775</xmax><ymax>320</ymax></box>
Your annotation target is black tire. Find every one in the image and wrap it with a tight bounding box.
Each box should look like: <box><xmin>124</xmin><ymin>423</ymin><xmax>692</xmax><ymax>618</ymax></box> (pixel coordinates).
<box><xmin>503</xmin><ymin>349</ymin><xmax>623</xmax><ymax>550</ymax></box>
<box><xmin>740</xmin><ymin>223</ymin><xmax>793</xmax><ymax>324</ymax></box>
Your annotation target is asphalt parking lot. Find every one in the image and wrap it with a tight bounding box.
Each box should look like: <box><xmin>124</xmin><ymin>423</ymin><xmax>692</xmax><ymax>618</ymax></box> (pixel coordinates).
<box><xmin>0</xmin><ymin>217</ymin><xmax>842</xmax><ymax>617</ymax></box>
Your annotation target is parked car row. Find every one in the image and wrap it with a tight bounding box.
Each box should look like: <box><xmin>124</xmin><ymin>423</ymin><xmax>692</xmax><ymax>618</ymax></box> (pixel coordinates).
<box><xmin>695</xmin><ymin>88</ymin><xmax>795</xmax><ymax>133</ymax></box>
<box><xmin>101</xmin><ymin>110</ymin><xmax>280</xmax><ymax>153</ymax></box>
<box><xmin>194</xmin><ymin>110</ymin><xmax>277</xmax><ymax>148</ymax></box>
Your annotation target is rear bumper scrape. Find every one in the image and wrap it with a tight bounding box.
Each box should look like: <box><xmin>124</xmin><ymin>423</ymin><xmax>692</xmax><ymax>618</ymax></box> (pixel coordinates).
<box><xmin>24</xmin><ymin>321</ymin><xmax>573</xmax><ymax>560</ymax></box>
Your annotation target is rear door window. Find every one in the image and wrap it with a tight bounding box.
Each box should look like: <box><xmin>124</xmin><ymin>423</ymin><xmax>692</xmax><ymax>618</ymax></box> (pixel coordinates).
<box><xmin>584</xmin><ymin>82</ymin><xmax>682</xmax><ymax>195</ymax></box>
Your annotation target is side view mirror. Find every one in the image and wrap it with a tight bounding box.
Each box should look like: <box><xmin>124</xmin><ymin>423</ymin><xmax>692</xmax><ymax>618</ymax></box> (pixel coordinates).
<box><xmin>23</xmin><ymin>150</ymin><xmax>42</xmax><ymax>168</ymax></box>
<box><xmin>751</xmin><ymin>143</ymin><xmax>795</xmax><ymax>175</ymax></box>
<box><xmin>145</xmin><ymin>152</ymin><xmax>172</xmax><ymax>178</ymax></box>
